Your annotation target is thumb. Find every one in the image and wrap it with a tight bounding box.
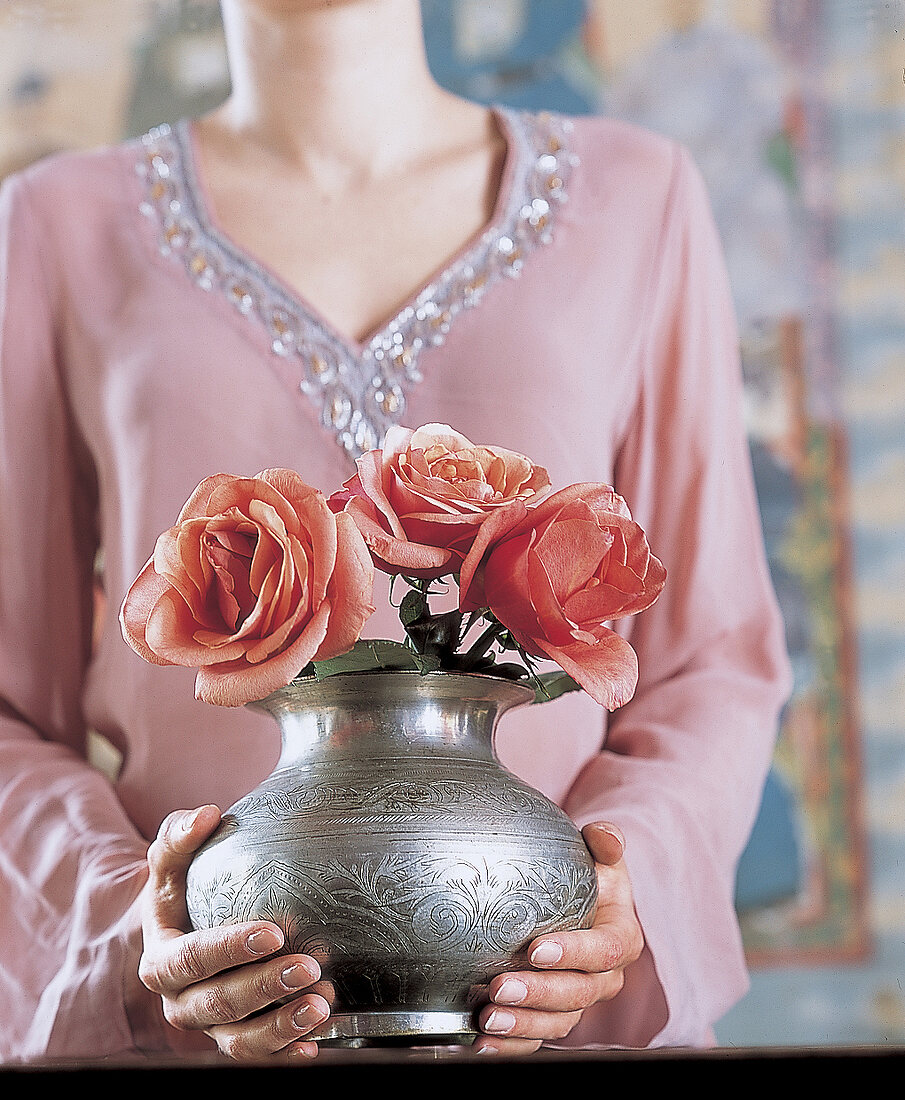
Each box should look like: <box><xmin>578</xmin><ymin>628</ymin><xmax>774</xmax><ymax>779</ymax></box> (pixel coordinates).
<box><xmin>145</xmin><ymin>805</ymin><xmax>222</xmax><ymax>933</ymax></box>
<box><xmin>582</xmin><ymin>821</ymin><xmax>626</xmax><ymax>867</ymax></box>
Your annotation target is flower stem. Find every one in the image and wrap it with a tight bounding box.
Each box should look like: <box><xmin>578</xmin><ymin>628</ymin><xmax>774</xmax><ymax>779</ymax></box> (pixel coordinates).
<box><xmin>460</xmin><ymin>616</ymin><xmax>508</xmax><ymax>669</ymax></box>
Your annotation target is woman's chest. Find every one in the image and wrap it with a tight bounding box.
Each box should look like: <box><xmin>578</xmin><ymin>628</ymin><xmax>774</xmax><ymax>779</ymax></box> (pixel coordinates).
<box><xmin>66</xmin><ymin>228</ymin><xmax>643</xmax><ymax>517</ymax></box>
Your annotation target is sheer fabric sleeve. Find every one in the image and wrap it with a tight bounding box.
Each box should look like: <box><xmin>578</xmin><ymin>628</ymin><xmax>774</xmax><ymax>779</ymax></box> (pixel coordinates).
<box><xmin>562</xmin><ymin>145</ymin><xmax>793</xmax><ymax>1048</ymax></box>
<box><xmin>0</xmin><ymin>171</ymin><xmax>168</xmax><ymax>1060</ymax></box>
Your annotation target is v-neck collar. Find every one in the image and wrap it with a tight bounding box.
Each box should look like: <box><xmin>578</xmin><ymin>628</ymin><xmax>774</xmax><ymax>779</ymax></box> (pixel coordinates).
<box><xmin>179</xmin><ymin>106</ymin><xmax>522</xmax><ymax>357</ymax></box>
<box><xmin>137</xmin><ymin>106</ymin><xmax>577</xmax><ymax>461</ymax></box>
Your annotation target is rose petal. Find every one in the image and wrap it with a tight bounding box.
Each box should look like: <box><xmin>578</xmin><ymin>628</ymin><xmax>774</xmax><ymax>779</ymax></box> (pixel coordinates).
<box><xmin>152</xmin><ymin>519</ymin><xmax>218</xmax><ymax>625</ymax></box>
<box><xmin>380</xmin><ymin>424</ymin><xmax>417</xmax><ymax>468</ymax></box>
<box><xmin>194</xmin><ymin>599</ymin><xmax>334</xmax><ymax>707</ymax></box>
<box><xmin>173</xmin><ymin>473</ymin><xmax>238</xmax><ymax>523</ymax></box>
<box><xmin>391</xmin><ymin>470</ymin><xmax>487</xmax><ymax>517</ymax></box>
<box><xmin>316</xmin><ymin>511</ymin><xmax>376</xmax><ymax>660</ymax></box>
<box><xmin>339</xmin><ymin>497</ymin><xmax>453</xmax><ymax>576</ymax></box>
<box><xmin>292</xmin><ymin>494</ymin><xmax>338</xmax><ymax>609</ymax></box>
<box><xmin>533</xmin><ymin>517</ymin><xmax>614</xmax><ymax>603</ymax></box>
<box><xmin>145</xmin><ymin>587</ymin><xmax>250</xmax><ymax>665</ymax></box>
<box><xmin>354</xmin><ymin>451</ymin><xmax>408</xmax><ymax>539</ymax></box>
<box><xmin>522</xmin><ymin>483</ymin><xmax>634</xmax><ymax>531</ymax></box>
<box><xmin>535</xmin><ymin>630</ymin><xmax>640</xmax><ymax>711</ymax></box>
<box><xmin>247</xmin><ymin>529</ymin><xmax>297</xmax><ymax>638</ymax></box>
<box><xmin>119</xmin><ymin>560</ymin><xmax>177</xmax><ymax>666</ymax></box>
<box><xmin>458</xmin><ymin>499</ymin><xmax>530</xmax><ymax>611</ymax></box>
<box><xmin>363</xmin><ymin>529</ymin><xmax>456</xmax><ymax>575</ymax></box>
<box><xmin>206</xmin><ymin>475</ymin><xmax>302</xmax><ymax>541</ymax></box>
<box><xmin>406</xmin><ymin>423</ymin><xmax>475</xmax><ymax>455</ymax></box>
<box><xmin>523</xmin><ymin>549</ymin><xmax>586</xmax><ymax>649</ymax></box>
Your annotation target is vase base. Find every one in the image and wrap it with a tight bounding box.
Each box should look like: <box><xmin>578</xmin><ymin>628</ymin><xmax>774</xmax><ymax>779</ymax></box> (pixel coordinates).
<box><xmin>310</xmin><ymin>1010</ymin><xmax>478</xmax><ymax>1048</ymax></box>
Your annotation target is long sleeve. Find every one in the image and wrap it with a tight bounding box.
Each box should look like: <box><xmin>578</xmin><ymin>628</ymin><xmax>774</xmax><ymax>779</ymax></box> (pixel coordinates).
<box><xmin>0</xmin><ymin>171</ymin><xmax>165</xmax><ymax>1061</ymax></box>
<box><xmin>561</xmin><ymin>145</ymin><xmax>793</xmax><ymax>1047</ymax></box>
<box><xmin>0</xmin><ymin>116</ymin><xmax>791</xmax><ymax>1060</ymax></box>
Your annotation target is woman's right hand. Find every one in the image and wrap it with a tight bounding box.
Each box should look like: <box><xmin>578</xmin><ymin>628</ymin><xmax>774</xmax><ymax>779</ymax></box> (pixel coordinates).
<box><xmin>139</xmin><ymin>805</ymin><xmax>330</xmax><ymax>1063</ymax></box>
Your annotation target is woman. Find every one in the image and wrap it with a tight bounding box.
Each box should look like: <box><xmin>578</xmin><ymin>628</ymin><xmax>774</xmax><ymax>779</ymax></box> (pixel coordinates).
<box><xmin>0</xmin><ymin>0</ymin><xmax>790</xmax><ymax>1062</ymax></box>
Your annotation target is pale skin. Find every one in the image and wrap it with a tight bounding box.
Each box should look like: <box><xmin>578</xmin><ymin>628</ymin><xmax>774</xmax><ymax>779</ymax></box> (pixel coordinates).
<box><xmin>194</xmin><ymin>0</ymin><xmax>511</xmax><ymax>347</ymax></box>
<box><xmin>137</xmin><ymin>0</ymin><xmax>646</xmax><ymax>1060</ymax></box>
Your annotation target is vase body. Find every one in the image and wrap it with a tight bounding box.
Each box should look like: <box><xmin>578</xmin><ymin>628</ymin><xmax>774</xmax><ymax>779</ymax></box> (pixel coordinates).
<box><xmin>185</xmin><ymin>670</ymin><xmax>597</xmax><ymax>1046</ymax></box>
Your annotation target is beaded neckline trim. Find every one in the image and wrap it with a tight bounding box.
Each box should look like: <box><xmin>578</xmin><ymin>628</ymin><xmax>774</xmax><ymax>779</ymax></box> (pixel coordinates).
<box><xmin>137</xmin><ymin>108</ymin><xmax>577</xmax><ymax>461</ymax></box>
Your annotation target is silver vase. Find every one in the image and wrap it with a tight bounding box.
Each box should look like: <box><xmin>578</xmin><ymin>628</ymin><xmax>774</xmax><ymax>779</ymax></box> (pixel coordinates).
<box><xmin>184</xmin><ymin>670</ymin><xmax>598</xmax><ymax>1047</ymax></box>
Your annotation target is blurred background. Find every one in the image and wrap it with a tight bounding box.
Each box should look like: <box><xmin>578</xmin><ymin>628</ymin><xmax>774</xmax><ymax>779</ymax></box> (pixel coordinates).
<box><xmin>1</xmin><ymin>0</ymin><xmax>902</xmax><ymax>1050</ymax></box>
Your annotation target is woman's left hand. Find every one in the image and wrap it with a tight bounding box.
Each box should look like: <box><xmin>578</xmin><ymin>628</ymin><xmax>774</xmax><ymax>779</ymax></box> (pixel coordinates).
<box><xmin>473</xmin><ymin>821</ymin><xmax>643</xmax><ymax>1055</ymax></box>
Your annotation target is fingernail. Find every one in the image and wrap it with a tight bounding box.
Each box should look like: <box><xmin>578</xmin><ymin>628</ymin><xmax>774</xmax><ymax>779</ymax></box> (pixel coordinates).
<box><xmin>483</xmin><ymin>1009</ymin><xmax>516</xmax><ymax>1035</ymax></box>
<box><xmin>293</xmin><ymin>1001</ymin><xmax>327</xmax><ymax>1031</ymax></box>
<box><xmin>586</xmin><ymin>821</ymin><xmax>626</xmax><ymax>856</ymax></box>
<box><xmin>601</xmin><ymin>823</ymin><xmax>625</xmax><ymax>849</ymax></box>
<box><xmin>494</xmin><ymin>978</ymin><xmax>528</xmax><ymax>1005</ymax></box>
<box><xmin>530</xmin><ymin>941</ymin><xmax>563</xmax><ymax>967</ymax></box>
<box><xmin>246</xmin><ymin>927</ymin><xmax>283</xmax><ymax>955</ymax></box>
<box><xmin>281</xmin><ymin>962</ymin><xmax>315</xmax><ymax>990</ymax></box>
<box><xmin>288</xmin><ymin>1041</ymin><xmax>318</xmax><ymax>1060</ymax></box>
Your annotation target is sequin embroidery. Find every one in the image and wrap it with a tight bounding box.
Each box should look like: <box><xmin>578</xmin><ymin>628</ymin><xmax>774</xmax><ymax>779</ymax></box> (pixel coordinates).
<box><xmin>137</xmin><ymin>109</ymin><xmax>577</xmax><ymax>459</ymax></box>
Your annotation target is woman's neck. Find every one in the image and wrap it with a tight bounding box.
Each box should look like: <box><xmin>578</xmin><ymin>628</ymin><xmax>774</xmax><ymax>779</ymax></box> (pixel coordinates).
<box><xmin>215</xmin><ymin>0</ymin><xmax>461</xmax><ymax>183</ymax></box>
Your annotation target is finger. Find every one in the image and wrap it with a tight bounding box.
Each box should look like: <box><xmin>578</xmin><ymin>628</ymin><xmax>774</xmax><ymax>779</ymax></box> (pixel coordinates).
<box><xmin>581</xmin><ymin>821</ymin><xmax>626</xmax><ymax>866</ymax></box>
<box><xmin>478</xmin><ymin>1002</ymin><xmax>584</xmax><ymax>1042</ymax></box>
<box><xmin>487</xmin><ymin>967</ymin><xmax>622</xmax><ymax>1013</ymax></box>
<box><xmin>207</xmin><ymin>992</ymin><xmax>331</xmax><ymax>1063</ymax></box>
<box><xmin>210</xmin><ymin>1037</ymin><xmax>321</xmax><ymax>1065</ymax></box>
<box><xmin>144</xmin><ymin>805</ymin><xmax>223</xmax><ymax>932</ymax></box>
<box><xmin>160</xmin><ymin>952</ymin><xmax>323</xmax><ymax>1031</ymax></box>
<box><xmin>525</xmin><ymin>916</ymin><xmax>641</xmax><ymax>976</ymax></box>
<box><xmin>139</xmin><ymin>919</ymin><xmax>288</xmax><ymax>997</ymax></box>
<box><xmin>472</xmin><ymin>1033</ymin><xmax>544</xmax><ymax>1057</ymax></box>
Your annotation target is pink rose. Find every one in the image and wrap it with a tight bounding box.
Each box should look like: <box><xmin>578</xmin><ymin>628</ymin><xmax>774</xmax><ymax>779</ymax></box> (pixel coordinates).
<box><xmin>459</xmin><ymin>484</ymin><xmax>666</xmax><ymax>710</ymax></box>
<box><xmin>120</xmin><ymin>470</ymin><xmax>375</xmax><ymax>707</ymax></box>
<box><xmin>330</xmin><ymin>424</ymin><xmax>551</xmax><ymax>579</ymax></box>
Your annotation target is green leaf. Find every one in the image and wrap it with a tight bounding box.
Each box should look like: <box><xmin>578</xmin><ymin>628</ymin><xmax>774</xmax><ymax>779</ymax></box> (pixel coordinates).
<box><xmin>531</xmin><ymin>671</ymin><xmax>583</xmax><ymax>704</ymax></box>
<box><xmin>303</xmin><ymin>639</ymin><xmax>448</xmax><ymax>680</ymax></box>
<box><xmin>408</xmin><ymin>651</ymin><xmax>443</xmax><ymax>675</ymax></box>
<box><xmin>398</xmin><ymin>588</ymin><xmax>428</xmax><ymax>628</ymax></box>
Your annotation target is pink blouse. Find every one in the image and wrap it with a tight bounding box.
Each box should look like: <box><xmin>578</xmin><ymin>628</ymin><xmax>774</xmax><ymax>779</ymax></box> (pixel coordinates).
<box><xmin>0</xmin><ymin>108</ymin><xmax>791</xmax><ymax>1060</ymax></box>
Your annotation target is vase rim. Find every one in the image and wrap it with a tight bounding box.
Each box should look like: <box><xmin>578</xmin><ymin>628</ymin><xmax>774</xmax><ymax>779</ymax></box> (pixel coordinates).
<box><xmin>247</xmin><ymin>667</ymin><xmax>537</xmax><ymax>712</ymax></box>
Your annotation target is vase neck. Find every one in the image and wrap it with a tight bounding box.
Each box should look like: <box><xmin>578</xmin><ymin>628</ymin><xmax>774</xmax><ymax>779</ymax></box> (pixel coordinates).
<box><xmin>248</xmin><ymin>671</ymin><xmax>533</xmax><ymax>769</ymax></box>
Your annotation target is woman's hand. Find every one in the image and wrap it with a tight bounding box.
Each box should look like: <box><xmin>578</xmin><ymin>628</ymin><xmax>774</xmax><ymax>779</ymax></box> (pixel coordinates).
<box><xmin>473</xmin><ymin>821</ymin><xmax>643</xmax><ymax>1055</ymax></box>
<box><xmin>139</xmin><ymin>805</ymin><xmax>331</xmax><ymax>1063</ymax></box>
